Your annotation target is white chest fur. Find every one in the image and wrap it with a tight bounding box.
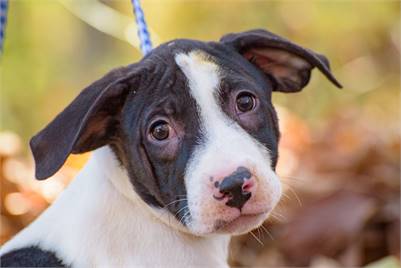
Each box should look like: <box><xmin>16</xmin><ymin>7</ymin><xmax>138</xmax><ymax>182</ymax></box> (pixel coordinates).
<box><xmin>0</xmin><ymin>147</ymin><xmax>230</xmax><ymax>267</ymax></box>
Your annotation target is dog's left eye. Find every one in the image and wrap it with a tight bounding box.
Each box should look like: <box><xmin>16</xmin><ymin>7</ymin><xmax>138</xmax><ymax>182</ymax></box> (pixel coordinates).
<box><xmin>236</xmin><ymin>92</ymin><xmax>256</xmax><ymax>113</ymax></box>
<box><xmin>150</xmin><ymin>120</ymin><xmax>170</xmax><ymax>140</ymax></box>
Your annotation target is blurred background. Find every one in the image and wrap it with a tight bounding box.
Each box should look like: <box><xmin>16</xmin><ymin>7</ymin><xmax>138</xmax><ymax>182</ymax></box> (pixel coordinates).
<box><xmin>0</xmin><ymin>1</ymin><xmax>399</xmax><ymax>267</ymax></box>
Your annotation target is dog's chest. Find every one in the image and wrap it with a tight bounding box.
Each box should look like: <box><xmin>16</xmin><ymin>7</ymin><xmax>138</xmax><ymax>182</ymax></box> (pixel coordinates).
<box><xmin>0</xmin><ymin>149</ymin><xmax>230</xmax><ymax>267</ymax></box>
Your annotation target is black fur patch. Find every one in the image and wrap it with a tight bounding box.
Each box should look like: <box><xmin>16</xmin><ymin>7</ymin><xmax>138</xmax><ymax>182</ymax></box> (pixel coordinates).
<box><xmin>0</xmin><ymin>246</ymin><xmax>65</xmax><ymax>267</ymax></box>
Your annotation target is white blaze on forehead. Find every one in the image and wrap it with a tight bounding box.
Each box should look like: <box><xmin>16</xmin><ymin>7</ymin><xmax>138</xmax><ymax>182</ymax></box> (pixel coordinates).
<box><xmin>175</xmin><ymin>51</ymin><xmax>222</xmax><ymax>126</ymax></box>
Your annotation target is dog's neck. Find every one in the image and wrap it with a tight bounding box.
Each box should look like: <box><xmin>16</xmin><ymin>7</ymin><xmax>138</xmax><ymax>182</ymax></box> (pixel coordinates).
<box><xmin>1</xmin><ymin>147</ymin><xmax>230</xmax><ymax>267</ymax></box>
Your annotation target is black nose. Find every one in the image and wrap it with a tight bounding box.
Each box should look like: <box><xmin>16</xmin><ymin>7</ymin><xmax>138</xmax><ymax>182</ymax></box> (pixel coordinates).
<box><xmin>218</xmin><ymin>167</ymin><xmax>252</xmax><ymax>210</ymax></box>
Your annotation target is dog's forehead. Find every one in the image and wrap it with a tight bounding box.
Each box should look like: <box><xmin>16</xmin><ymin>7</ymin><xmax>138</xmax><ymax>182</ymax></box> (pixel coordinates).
<box><xmin>135</xmin><ymin>41</ymin><xmax>225</xmax><ymax>108</ymax></box>
<box><xmin>175</xmin><ymin>50</ymin><xmax>219</xmax><ymax>84</ymax></box>
<box><xmin>154</xmin><ymin>39</ymin><xmax>267</xmax><ymax>90</ymax></box>
<box><xmin>148</xmin><ymin>39</ymin><xmax>229</xmax><ymax>66</ymax></box>
<box><xmin>164</xmin><ymin>39</ymin><xmax>215</xmax><ymax>54</ymax></box>
<box><xmin>134</xmin><ymin>39</ymin><xmax>268</xmax><ymax>116</ymax></box>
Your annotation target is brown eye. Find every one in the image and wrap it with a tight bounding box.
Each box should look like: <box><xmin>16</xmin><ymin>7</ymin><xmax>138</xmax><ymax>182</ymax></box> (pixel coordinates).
<box><xmin>236</xmin><ymin>92</ymin><xmax>256</xmax><ymax>113</ymax></box>
<box><xmin>150</xmin><ymin>121</ymin><xmax>170</xmax><ymax>140</ymax></box>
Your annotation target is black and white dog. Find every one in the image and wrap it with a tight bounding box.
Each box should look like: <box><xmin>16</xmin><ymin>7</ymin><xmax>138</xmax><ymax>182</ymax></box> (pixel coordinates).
<box><xmin>0</xmin><ymin>29</ymin><xmax>341</xmax><ymax>267</ymax></box>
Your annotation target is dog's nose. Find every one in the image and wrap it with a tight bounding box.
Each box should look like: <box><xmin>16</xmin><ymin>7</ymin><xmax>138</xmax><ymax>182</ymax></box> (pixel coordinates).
<box><xmin>213</xmin><ymin>166</ymin><xmax>254</xmax><ymax>210</ymax></box>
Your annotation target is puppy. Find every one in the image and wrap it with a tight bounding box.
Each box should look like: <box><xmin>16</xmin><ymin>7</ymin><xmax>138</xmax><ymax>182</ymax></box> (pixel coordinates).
<box><xmin>0</xmin><ymin>29</ymin><xmax>341</xmax><ymax>267</ymax></box>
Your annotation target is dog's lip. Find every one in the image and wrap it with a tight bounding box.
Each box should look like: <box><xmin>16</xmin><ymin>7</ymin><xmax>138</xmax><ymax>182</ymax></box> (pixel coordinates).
<box><xmin>214</xmin><ymin>211</ymin><xmax>268</xmax><ymax>233</ymax></box>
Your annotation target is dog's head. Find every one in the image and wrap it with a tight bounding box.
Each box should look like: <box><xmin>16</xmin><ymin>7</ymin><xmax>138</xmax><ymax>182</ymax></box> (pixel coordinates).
<box><xmin>30</xmin><ymin>29</ymin><xmax>341</xmax><ymax>236</ymax></box>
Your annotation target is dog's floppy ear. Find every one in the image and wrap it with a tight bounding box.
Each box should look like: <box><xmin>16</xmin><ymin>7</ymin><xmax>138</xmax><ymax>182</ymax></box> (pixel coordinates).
<box><xmin>30</xmin><ymin>64</ymin><xmax>142</xmax><ymax>180</ymax></box>
<box><xmin>220</xmin><ymin>29</ymin><xmax>342</xmax><ymax>92</ymax></box>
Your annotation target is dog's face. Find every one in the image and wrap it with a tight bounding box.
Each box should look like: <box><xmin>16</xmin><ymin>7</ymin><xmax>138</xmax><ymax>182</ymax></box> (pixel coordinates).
<box><xmin>30</xmin><ymin>30</ymin><xmax>341</xmax><ymax>236</ymax></box>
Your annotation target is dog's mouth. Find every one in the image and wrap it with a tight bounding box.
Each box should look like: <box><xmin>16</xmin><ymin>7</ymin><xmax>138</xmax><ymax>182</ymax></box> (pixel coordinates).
<box><xmin>213</xmin><ymin>212</ymin><xmax>268</xmax><ymax>235</ymax></box>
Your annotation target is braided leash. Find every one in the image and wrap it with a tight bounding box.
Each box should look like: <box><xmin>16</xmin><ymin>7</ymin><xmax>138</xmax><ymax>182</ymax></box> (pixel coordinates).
<box><xmin>131</xmin><ymin>0</ymin><xmax>152</xmax><ymax>55</ymax></box>
<box><xmin>0</xmin><ymin>0</ymin><xmax>8</xmax><ymax>53</ymax></box>
<box><xmin>0</xmin><ymin>1</ymin><xmax>152</xmax><ymax>55</ymax></box>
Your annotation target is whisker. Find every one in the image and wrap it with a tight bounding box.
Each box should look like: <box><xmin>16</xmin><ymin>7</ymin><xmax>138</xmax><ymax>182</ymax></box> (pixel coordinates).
<box><xmin>257</xmin><ymin>227</ymin><xmax>262</xmax><ymax>240</ymax></box>
<box><xmin>281</xmin><ymin>192</ymin><xmax>292</xmax><ymax>202</ymax></box>
<box><xmin>179</xmin><ymin>210</ymin><xmax>190</xmax><ymax>221</ymax></box>
<box><xmin>279</xmin><ymin>175</ymin><xmax>305</xmax><ymax>183</ymax></box>
<box><xmin>152</xmin><ymin>199</ymin><xmax>187</xmax><ymax>226</ymax></box>
<box><xmin>162</xmin><ymin>198</ymin><xmax>188</xmax><ymax>209</ymax></box>
<box><xmin>180</xmin><ymin>210</ymin><xmax>191</xmax><ymax>224</ymax></box>
<box><xmin>284</xmin><ymin>185</ymin><xmax>303</xmax><ymax>207</ymax></box>
<box><xmin>279</xmin><ymin>180</ymin><xmax>303</xmax><ymax>208</ymax></box>
<box><xmin>174</xmin><ymin>205</ymin><xmax>189</xmax><ymax>218</ymax></box>
<box><xmin>183</xmin><ymin>212</ymin><xmax>191</xmax><ymax>225</ymax></box>
<box><xmin>270</xmin><ymin>211</ymin><xmax>286</xmax><ymax>222</ymax></box>
<box><xmin>260</xmin><ymin>224</ymin><xmax>274</xmax><ymax>241</ymax></box>
<box><xmin>250</xmin><ymin>231</ymin><xmax>264</xmax><ymax>246</ymax></box>
<box><xmin>156</xmin><ymin>199</ymin><xmax>187</xmax><ymax>220</ymax></box>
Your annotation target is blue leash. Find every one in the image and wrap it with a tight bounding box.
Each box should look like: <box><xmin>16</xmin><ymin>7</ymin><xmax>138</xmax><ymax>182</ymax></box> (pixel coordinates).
<box><xmin>0</xmin><ymin>1</ymin><xmax>151</xmax><ymax>55</ymax></box>
<box><xmin>0</xmin><ymin>0</ymin><xmax>8</xmax><ymax>53</ymax></box>
<box><xmin>131</xmin><ymin>0</ymin><xmax>152</xmax><ymax>55</ymax></box>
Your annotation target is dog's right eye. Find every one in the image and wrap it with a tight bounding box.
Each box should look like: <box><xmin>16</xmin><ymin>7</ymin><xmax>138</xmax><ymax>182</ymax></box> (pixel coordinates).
<box><xmin>150</xmin><ymin>120</ymin><xmax>170</xmax><ymax>141</ymax></box>
<box><xmin>236</xmin><ymin>91</ymin><xmax>256</xmax><ymax>113</ymax></box>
